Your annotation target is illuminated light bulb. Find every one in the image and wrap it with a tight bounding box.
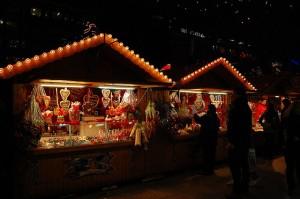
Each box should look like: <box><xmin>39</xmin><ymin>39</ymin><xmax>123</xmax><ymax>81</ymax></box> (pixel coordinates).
<box><xmin>130</xmin><ymin>50</ymin><xmax>134</xmax><ymax>54</ymax></box>
<box><xmin>33</xmin><ymin>55</ymin><xmax>39</xmax><ymax>60</ymax></box>
<box><xmin>86</xmin><ymin>38</ymin><xmax>91</xmax><ymax>43</ymax></box>
<box><xmin>107</xmin><ymin>34</ymin><xmax>112</xmax><ymax>38</ymax></box>
<box><xmin>169</xmin><ymin>78</ymin><xmax>172</xmax><ymax>82</ymax></box>
<box><xmin>50</xmin><ymin>50</ymin><xmax>55</xmax><ymax>54</ymax></box>
<box><xmin>79</xmin><ymin>40</ymin><xmax>85</xmax><ymax>45</ymax></box>
<box><xmin>57</xmin><ymin>47</ymin><xmax>63</xmax><ymax>52</ymax></box>
<box><xmin>72</xmin><ymin>42</ymin><xmax>78</xmax><ymax>47</ymax></box>
<box><xmin>159</xmin><ymin>72</ymin><xmax>163</xmax><ymax>75</ymax></box>
<box><xmin>155</xmin><ymin>68</ymin><xmax>159</xmax><ymax>72</ymax></box>
<box><xmin>25</xmin><ymin>58</ymin><xmax>31</xmax><ymax>63</ymax></box>
<box><xmin>183</xmin><ymin>77</ymin><xmax>187</xmax><ymax>80</ymax></box>
<box><xmin>0</xmin><ymin>68</ymin><xmax>4</xmax><ymax>75</ymax></box>
<box><xmin>65</xmin><ymin>44</ymin><xmax>71</xmax><ymax>49</ymax></box>
<box><xmin>141</xmin><ymin>58</ymin><xmax>144</xmax><ymax>62</ymax></box>
<box><xmin>145</xmin><ymin>62</ymin><xmax>149</xmax><ymax>65</ymax></box>
<box><xmin>7</xmin><ymin>64</ymin><xmax>13</xmax><ymax>71</ymax></box>
<box><xmin>187</xmin><ymin>75</ymin><xmax>191</xmax><ymax>78</ymax></box>
<box><xmin>93</xmin><ymin>35</ymin><xmax>98</xmax><ymax>40</ymax></box>
<box><xmin>135</xmin><ymin>54</ymin><xmax>139</xmax><ymax>58</ymax></box>
<box><xmin>150</xmin><ymin>65</ymin><xmax>154</xmax><ymax>68</ymax></box>
<box><xmin>119</xmin><ymin>42</ymin><xmax>123</xmax><ymax>46</ymax></box>
<box><xmin>99</xmin><ymin>33</ymin><xmax>104</xmax><ymax>37</ymax></box>
<box><xmin>16</xmin><ymin>61</ymin><xmax>22</xmax><ymax>67</ymax></box>
<box><xmin>164</xmin><ymin>75</ymin><xmax>168</xmax><ymax>79</ymax></box>
<box><xmin>42</xmin><ymin>52</ymin><xmax>48</xmax><ymax>58</ymax></box>
<box><xmin>125</xmin><ymin>46</ymin><xmax>129</xmax><ymax>50</ymax></box>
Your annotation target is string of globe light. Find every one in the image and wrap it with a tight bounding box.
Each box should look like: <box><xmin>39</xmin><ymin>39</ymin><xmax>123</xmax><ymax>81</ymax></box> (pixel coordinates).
<box><xmin>180</xmin><ymin>57</ymin><xmax>256</xmax><ymax>91</ymax></box>
<box><xmin>0</xmin><ymin>33</ymin><xmax>173</xmax><ymax>84</ymax></box>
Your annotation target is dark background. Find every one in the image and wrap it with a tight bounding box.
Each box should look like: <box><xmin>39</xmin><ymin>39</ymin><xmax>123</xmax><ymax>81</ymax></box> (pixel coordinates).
<box><xmin>1</xmin><ymin>0</ymin><xmax>300</xmax><ymax>81</ymax></box>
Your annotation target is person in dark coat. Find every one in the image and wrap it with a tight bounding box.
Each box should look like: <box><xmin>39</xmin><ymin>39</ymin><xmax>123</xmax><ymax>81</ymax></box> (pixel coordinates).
<box><xmin>194</xmin><ymin>104</ymin><xmax>220</xmax><ymax>175</ymax></box>
<box><xmin>284</xmin><ymin>99</ymin><xmax>300</xmax><ymax>196</ymax></box>
<box><xmin>226</xmin><ymin>88</ymin><xmax>252</xmax><ymax>199</ymax></box>
<box><xmin>259</xmin><ymin>100</ymin><xmax>280</xmax><ymax>159</ymax></box>
<box><xmin>280</xmin><ymin>98</ymin><xmax>292</xmax><ymax>149</ymax></box>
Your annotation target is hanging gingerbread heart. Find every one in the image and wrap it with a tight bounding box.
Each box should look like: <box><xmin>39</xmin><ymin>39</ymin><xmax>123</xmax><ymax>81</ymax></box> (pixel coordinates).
<box><xmin>60</xmin><ymin>88</ymin><xmax>70</xmax><ymax>101</ymax></box>
<box><xmin>82</xmin><ymin>103</ymin><xmax>93</xmax><ymax>115</ymax></box>
<box><xmin>83</xmin><ymin>94</ymin><xmax>99</xmax><ymax>107</ymax></box>
<box><xmin>102</xmin><ymin>89</ymin><xmax>111</xmax><ymax>98</ymax></box>
<box><xmin>60</xmin><ymin>100</ymin><xmax>71</xmax><ymax>113</ymax></box>
<box><xmin>102</xmin><ymin>97</ymin><xmax>110</xmax><ymax>108</ymax></box>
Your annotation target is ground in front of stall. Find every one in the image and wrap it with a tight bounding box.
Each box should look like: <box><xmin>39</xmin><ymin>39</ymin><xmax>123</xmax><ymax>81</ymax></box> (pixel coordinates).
<box><xmin>65</xmin><ymin>156</ymin><xmax>299</xmax><ymax>199</ymax></box>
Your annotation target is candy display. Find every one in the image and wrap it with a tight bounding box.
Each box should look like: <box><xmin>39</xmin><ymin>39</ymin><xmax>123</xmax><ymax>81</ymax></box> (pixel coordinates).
<box><xmin>27</xmin><ymin>84</ymin><xmax>142</xmax><ymax>149</ymax></box>
<box><xmin>69</xmin><ymin>101</ymin><xmax>81</xmax><ymax>123</ymax></box>
<box><xmin>166</xmin><ymin>91</ymin><xmax>228</xmax><ymax>137</ymax></box>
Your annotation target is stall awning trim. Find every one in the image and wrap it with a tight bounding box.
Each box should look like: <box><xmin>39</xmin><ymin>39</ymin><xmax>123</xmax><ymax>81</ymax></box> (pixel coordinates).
<box><xmin>0</xmin><ymin>33</ymin><xmax>172</xmax><ymax>84</ymax></box>
<box><xmin>179</xmin><ymin>57</ymin><xmax>256</xmax><ymax>91</ymax></box>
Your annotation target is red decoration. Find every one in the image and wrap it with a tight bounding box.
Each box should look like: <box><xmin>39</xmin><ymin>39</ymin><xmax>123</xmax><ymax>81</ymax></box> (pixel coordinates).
<box><xmin>160</xmin><ymin>64</ymin><xmax>171</xmax><ymax>71</ymax></box>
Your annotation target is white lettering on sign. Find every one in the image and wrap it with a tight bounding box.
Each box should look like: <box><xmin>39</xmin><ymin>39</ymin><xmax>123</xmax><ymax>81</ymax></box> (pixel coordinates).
<box><xmin>180</xmin><ymin>28</ymin><xmax>205</xmax><ymax>38</ymax></box>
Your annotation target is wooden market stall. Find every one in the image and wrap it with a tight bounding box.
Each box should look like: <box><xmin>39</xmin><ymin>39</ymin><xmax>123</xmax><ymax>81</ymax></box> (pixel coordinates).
<box><xmin>0</xmin><ymin>33</ymin><xmax>173</xmax><ymax>199</ymax></box>
<box><xmin>165</xmin><ymin>57</ymin><xmax>256</xmax><ymax>170</ymax></box>
<box><xmin>247</xmin><ymin>72</ymin><xmax>300</xmax><ymax>155</ymax></box>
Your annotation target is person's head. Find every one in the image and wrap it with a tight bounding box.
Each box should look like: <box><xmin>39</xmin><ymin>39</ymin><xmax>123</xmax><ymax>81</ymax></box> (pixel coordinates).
<box><xmin>282</xmin><ymin>98</ymin><xmax>291</xmax><ymax>108</ymax></box>
<box><xmin>232</xmin><ymin>87</ymin><xmax>248</xmax><ymax>105</ymax></box>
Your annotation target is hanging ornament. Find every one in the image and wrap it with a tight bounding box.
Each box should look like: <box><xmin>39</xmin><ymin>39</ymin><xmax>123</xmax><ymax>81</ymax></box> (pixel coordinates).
<box><xmin>101</xmin><ymin>89</ymin><xmax>111</xmax><ymax>108</ymax></box>
<box><xmin>82</xmin><ymin>88</ymin><xmax>99</xmax><ymax>115</ymax></box>
<box><xmin>59</xmin><ymin>88</ymin><xmax>71</xmax><ymax>113</ymax></box>
<box><xmin>43</xmin><ymin>95</ymin><xmax>51</xmax><ymax>109</ymax></box>
<box><xmin>53</xmin><ymin>88</ymin><xmax>60</xmax><ymax>116</ymax></box>
<box><xmin>25</xmin><ymin>85</ymin><xmax>45</xmax><ymax>127</ymax></box>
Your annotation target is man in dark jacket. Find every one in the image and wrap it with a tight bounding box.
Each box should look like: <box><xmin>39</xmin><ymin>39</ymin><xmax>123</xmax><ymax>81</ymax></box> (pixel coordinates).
<box><xmin>284</xmin><ymin>99</ymin><xmax>300</xmax><ymax>196</ymax></box>
<box><xmin>194</xmin><ymin>104</ymin><xmax>220</xmax><ymax>175</ymax></box>
<box><xmin>226</xmin><ymin>88</ymin><xmax>252</xmax><ymax>199</ymax></box>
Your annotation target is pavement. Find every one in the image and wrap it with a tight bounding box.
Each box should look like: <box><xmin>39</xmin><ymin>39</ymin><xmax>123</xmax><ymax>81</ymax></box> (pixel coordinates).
<box><xmin>69</xmin><ymin>156</ymin><xmax>300</xmax><ymax>199</ymax></box>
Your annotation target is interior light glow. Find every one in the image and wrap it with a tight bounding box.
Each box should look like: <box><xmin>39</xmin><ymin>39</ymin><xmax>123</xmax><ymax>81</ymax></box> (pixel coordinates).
<box><xmin>180</xmin><ymin>89</ymin><xmax>228</xmax><ymax>95</ymax></box>
<box><xmin>98</xmin><ymin>86</ymin><xmax>135</xmax><ymax>90</ymax></box>
<box><xmin>40</xmin><ymin>83</ymin><xmax>86</xmax><ymax>88</ymax></box>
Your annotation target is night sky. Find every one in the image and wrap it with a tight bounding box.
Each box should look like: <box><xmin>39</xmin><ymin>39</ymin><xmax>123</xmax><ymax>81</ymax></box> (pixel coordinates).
<box><xmin>1</xmin><ymin>0</ymin><xmax>300</xmax><ymax>81</ymax></box>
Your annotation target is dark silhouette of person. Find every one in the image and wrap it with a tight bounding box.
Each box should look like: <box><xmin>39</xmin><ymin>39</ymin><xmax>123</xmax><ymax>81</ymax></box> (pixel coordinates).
<box><xmin>284</xmin><ymin>98</ymin><xmax>300</xmax><ymax>196</ymax></box>
<box><xmin>259</xmin><ymin>100</ymin><xmax>280</xmax><ymax>159</ymax></box>
<box><xmin>280</xmin><ymin>98</ymin><xmax>292</xmax><ymax>150</ymax></box>
<box><xmin>194</xmin><ymin>104</ymin><xmax>220</xmax><ymax>175</ymax></box>
<box><xmin>226</xmin><ymin>88</ymin><xmax>252</xmax><ymax>199</ymax></box>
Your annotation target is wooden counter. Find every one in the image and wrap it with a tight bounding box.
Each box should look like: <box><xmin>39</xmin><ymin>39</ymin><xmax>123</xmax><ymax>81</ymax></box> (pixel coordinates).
<box><xmin>17</xmin><ymin>141</ymin><xmax>137</xmax><ymax>199</ymax></box>
<box><xmin>16</xmin><ymin>132</ymin><xmax>230</xmax><ymax>199</ymax></box>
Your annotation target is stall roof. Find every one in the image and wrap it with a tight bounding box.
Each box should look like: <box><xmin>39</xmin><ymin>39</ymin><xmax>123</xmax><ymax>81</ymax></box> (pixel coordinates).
<box><xmin>254</xmin><ymin>72</ymin><xmax>300</xmax><ymax>97</ymax></box>
<box><xmin>178</xmin><ymin>57</ymin><xmax>256</xmax><ymax>91</ymax></box>
<box><xmin>0</xmin><ymin>33</ymin><xmax>173</xmax><ymax>86</ymax></box>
